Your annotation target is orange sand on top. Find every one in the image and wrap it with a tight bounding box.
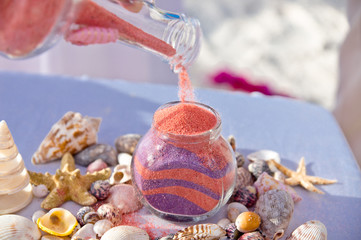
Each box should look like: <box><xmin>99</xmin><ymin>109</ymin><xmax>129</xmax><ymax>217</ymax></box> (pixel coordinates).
<box><xmin>154</xmin><ymin>103</ymin><xmax>217</xmax><ymax>135</ymax></box>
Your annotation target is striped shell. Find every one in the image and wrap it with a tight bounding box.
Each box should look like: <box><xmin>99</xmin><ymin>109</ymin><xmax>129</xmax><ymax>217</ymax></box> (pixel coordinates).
<box><xmin>97</xmin><ymin>203</ymin><xmax>122</xmax><ymax>226</ymax></box>
<box><xmin>255</xmin><ymin>189</ymin><xmax>294</xmax><ymax>240</ymax></box>
<box><xmin>0</xmin><ymin>214</ymin><xmax>41</xmax><ymax>240</ymax></box>
<box><xmin>76</xmin><ymin>206</ymin><xmax>95</xmax><ymax>226</ymax></box>
<box><xmin>248</xmin><ymin>160</ymin><xmax>273</xmax><ymax>179</ymax></box>
<box><xmin>232</xmin><ymin>186</ymin><xmax>257</xmax><ymax>207</ymax></box>
<box><xmin>100</xmin><ymin>225</ymin><xmax>149</xmax><ymax>240</ymax></box>
<box><xmin>90</xmin><ymin>180</ymin><xmax>111</xmax><ymax>200</ymax></box>
<box><xmin>254</xmin><ymin>172</ymin><xmax>302</xmax><ymax>203</ymax></box>
<box><xmin>225</xmin><ymin>223</ymin><xmax>241</xmax><ymax>239</ymax></box>
<box><xmin>173</xmin><ymin>224</ymin><xmax>226</xmax><ymax>240</ymax></box>
<box><xmin>66</xmin><ymin>27</ymin><xmax>120</xmax><ymax>46</ymax></box>
<box><xmin>239</xmin><ymin>231</ymin><xmax>264</xmax><ymax>240</ymax></box>
<box><xmin>235</xmin><ymin>167</ymin><xmax>254</xmax><ymax>190</ymax></box>
<box><xmin>83</xmin><ymin>211</ymin><xmax>101</xmax><ymax>225</ymax></box>
<box><xmin>286</xmin><ymin>220</ymin><xmax>327</xmax><ymax>240</ymax></box>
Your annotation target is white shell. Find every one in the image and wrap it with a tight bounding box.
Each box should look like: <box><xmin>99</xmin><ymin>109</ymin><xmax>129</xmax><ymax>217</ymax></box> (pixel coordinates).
<box><xmin>32</xmin><ymin>184</ymin><xmax>49</xmax><ymax>198</ymax></box>
<box><xmin>111</xmin><ymin>153</ymin><xmax>132</xmax><ymax>184</ymax></box>
<box><xmin>100</xmin><ymin>225</ymin><xmax>149</xmax><ymax>240</ymax></box>
<box><xmin>32</xmin><ymin>209</ymin><xmax>46</xmax><ymax>223</ymax></box>
<box><xmin>0</xmin><ymin>214</ymin><xmax>41</xmax><ymax>240</ymax></box>
<box><xmin>93</xmin><ymin>219</ymin><xmax>113</xmax><ymax>237</ymax></box>
<box><xmin>247</xmin><ymin>150</ymin><xmax>281</xmax><ymax>172</ymax></box>
<box><xmin>217</xmin><ymin>218</ymin><xmax>232</xmax><ymax>229</ymax></box>
<box><xmin>227</xmin><ymin>202</ymin><xmax>249</xmax><ymax>223</ymax></box>
<box><xmin>173</xmin><ymin>224</ymin><xmax>226</xmax><ymax>240</ymax></box>
<box><xmin>71</xmin><ymin>223</ymin><xmax>97</xmax><ymax>240</ymax></box>
<box><xmin>286</xmin><ymin>220</ymin><xmax>327</xmax><ymax>240</ymax></box>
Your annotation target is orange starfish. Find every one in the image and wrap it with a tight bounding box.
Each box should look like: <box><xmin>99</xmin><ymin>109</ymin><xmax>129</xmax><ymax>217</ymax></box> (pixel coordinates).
<box><xmin>269</xmin><ymin>157</ymin><xmax>337</xmax><ymax>194</ymax></box>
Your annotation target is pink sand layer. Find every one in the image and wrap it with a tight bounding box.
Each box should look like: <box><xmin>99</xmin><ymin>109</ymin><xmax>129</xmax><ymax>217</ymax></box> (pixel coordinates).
<box><xmin>154</xmin><ymin>103</ymin><xmax>217</xmax><ymax>135</ymax></box>
<box><xmin>0</xmin><ymin>0</ymin><xmax>66</xmax><ymax>57</ymax></box>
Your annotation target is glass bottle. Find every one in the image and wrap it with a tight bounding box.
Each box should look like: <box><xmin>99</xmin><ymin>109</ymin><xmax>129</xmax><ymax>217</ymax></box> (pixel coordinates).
<box><xmin>131</xmin><ymin>101</ymin><xmax>237</xmax><ymax>222</ymax></box>
<box><xmin>0</xmin><ymin>0</ymin><xmax>201</xmax><ymax>71</ymax></box>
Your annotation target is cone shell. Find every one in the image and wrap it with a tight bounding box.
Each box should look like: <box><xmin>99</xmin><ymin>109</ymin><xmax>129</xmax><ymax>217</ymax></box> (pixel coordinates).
<box><xmin>0</xmin><ymin>214</ymin><xmax>41</xmax><ymax>240</ymax></box>
<box><xmin>100</xmin><ymin>225</ymin><xmax>149</xmax><ymax>240</ymax></box>
<box><xmin>173</xmin><ymin>224</ymin><xmax>226</xmax><ymax>240</ymax></box>
<box><xmin>32</xmin><ymin>112</ymin><xmax>101</xmax><ymax>164</ymax></box>
<box><xmin>286</xmin><ymin>220</ymin><xmax>327</xmax><ymax>240</ymax></box>
<box><xmin>37</xmin><ymin>208</ymin><xmax>78</xmax><ymax>237</ymax></box>
<box><xmin>255</xmin><ymin>189</ymin><xmax>294</xmax><ymax>240</ymax></box>
<box><xmin>254</xmin><ymin>172</ymin><xmax>302</xmax><ymax>203</ymax></box>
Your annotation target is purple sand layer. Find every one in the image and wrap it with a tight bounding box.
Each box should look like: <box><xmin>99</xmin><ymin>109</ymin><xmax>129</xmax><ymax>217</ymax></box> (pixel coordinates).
<box><xmin>145</xmin><ymin>193</ymin><xmax>207</xmax><ymax>215</ymax></box>
<box><xmin>136</xmin><ymin>137</ymin><xmax>230</xmax><ymax>178</ymax></box>
<box><xmin>137</xmin><ymin>177</ymin><xmax>221</xmax><ymax>200</ymax></box>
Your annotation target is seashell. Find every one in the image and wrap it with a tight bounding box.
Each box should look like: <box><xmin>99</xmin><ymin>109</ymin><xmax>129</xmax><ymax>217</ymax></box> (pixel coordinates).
<box><xmin>235</xmin><ymin>212</ymin><xmax>261</xmax><ymax>233</ymax></box>
<box><xmin>32</xmin><ymin>184</ymin><xmax>49</xmax><ymax>198</ymax></box>
<box><xmin>227</xmin><ymin>202</ymin><xmax>249</xmax><ymax>223</ymax></box>
<box><xmin>273</xmin><ymin>171</ymin><xmax>286</xmax><ymax>183</ymax></box>
<box><xmin>87</xmin><ymin>159</ymin><xmax>108</xmax><ymax>173</ymax></box>
<box><xmin>32</xmin><ymin>209</ymin><xmax>46</xmax><ymax>223</ymax></box>
<box><xmin>93</xmin><ymin>219</ymin><xmax>113</xmax><ymax>237</ymax></box>
<box><xmin>32</xmin><ymin>112</ymin><xmax>101</xmax><ymax>164</ymax></box>
<box><xmin>42</xmin><ymin>235</ymin><xmax>70</xmax><ymax>240</ymax></box>
<box><xmin>227</xmin><ymin>135</ymin><xmax>236</xmax><ymax>151</ymax></box>
<box><xmin>239</xmin><ymin>231</ymin><xmax>264</xmax><ymax>240</ymax></box>
<box><xmin>76</xmin><ymin>206</ymin><xmax>94</xmax><ymax>226</ymax></box>
<box><xmin>225</xmin><ymin>223</ymin><xmax>241</xmax><ymax>239</ymax></box>
<box><xmin>247</xmin><ymin>150</ymin><xmax>281</xmax><ymax>172</ymax></box>
<box><xmin>83</xmin><ymin>211</ymin><xmax>101</xmax><ymax>225</ymax></box>
<box><xmin>248</xmin><ymin>160</ymin><xmax>273</xmax><ymax>179</ymax></box>
<box><xmin>71</xmin><ymin>224</ymin><xmax>97</xmax><ymax>240</ymax></box>
<box><xmin>254</xmin><ymin>172</ymin><xmax>302</xmax><ymax>203</ymax></box>
<box><xmin>255</xmin><ymin>189</ymin><xmax>294</xmax><ymax>240</ymax></box>
<box><xmin>74</xmin><ymin>144</ymin><xmax>118</xmax><ymax>167</ymax></box>
<box><xmin>109</xmin><ymin>167</ymin><xmax>125</xmax><ymax>185</ymax></box>
<box><xmin>114</xmin><ymin>134</ymin><xmax>142</xmax><ymax>155</ymax></box>
<box><xmin>235</xmin><ymin>151</ymin><xmax>245</xmax><ymax>167</ymax></box>
<box><xmin>286</xmin><ymin>220</ymin><xmax>327</xmax><ymax>240</ymax></box>
<box><xmin>90</xmin><ymin>180</ymin><xmax>111</xmax><ymax>200</ymax></box>
<box><xmin>112</xmin><ymin>152</ymin><xmax>132</xmax><ymax>183</ymax></box>
<box><xmin>217</xmin><ymin>218</ymin><xmax>232</xmax><ymax>229</ymax></box>
<box><xmin>154</xmin><ymin>233</ymin><xmax>175</xmax><ymax>240</ymax></box>
<box><xmin>97</xmin><ymin>203</ymin><xmax>123</xmax><ymax>226</ymax></box>
<box><xmin>100</xmin><ymin>225</ymin><xmax>149</xmax><ymax>240</ymax></box>
<box><xmin>232</xmin><ymin>186</ymin><xmax>257</xmax><ymax>207</ymax></box>
<box><xmin>235</xmin><ymin>167</ymin><xmax>254</xmax><ymax>190</ymax></box>
<box><xmin>173</xmin><ymin>224</ymin><xmax>226</xmax><ymax>240</ymax></box>
<box><xmin>0</xmin><ymin>214</ymin><xmax>41</xmax><ymax>240</ymax></box>
<box><xmin>106</xmin><ymin>184</ymin><xmax>142</xmax><ymax>214</ymax></box>
<box><xmin>37</xmin><ymin>208</ymin><xmax>78</xmax><ymax>237</ymax></box>
<box><xmin>0</xmin><ymin>121</ymin><xmax>33</xmax><ymax>214</ymax></box>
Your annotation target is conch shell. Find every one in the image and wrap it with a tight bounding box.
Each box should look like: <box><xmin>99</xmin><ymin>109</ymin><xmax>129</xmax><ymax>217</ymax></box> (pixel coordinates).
<box><xmin>32</xmin><ymin>112</ymin><xmax>101</xmax><ymax>164</ymax></box>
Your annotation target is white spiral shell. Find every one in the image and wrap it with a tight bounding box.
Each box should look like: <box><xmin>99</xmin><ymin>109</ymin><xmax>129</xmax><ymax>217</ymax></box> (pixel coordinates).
<box><xmin>100</xmin><ymin>225</ymin><xmax>149</xmax><ymax>240</ymax></box>
<box><xmin>286</xmin><ymin>220</ymin><xmax>327</xmax><ymax>240</ymax></box>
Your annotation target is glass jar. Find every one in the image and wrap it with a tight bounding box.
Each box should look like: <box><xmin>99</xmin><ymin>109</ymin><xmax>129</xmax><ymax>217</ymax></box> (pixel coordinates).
<box><xmin>0</xmin><ymin>0</ymin><xmax>201</xmax><ymax>71</ymax></box>
<box><xmin>131</xmin><ymin>101</ymin><xmax>237</xmax><ymax>222</ymax></box>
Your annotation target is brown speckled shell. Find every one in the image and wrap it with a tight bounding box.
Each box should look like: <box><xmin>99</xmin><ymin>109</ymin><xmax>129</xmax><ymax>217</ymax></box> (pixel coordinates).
<box><xmin>255</xmin><ymin>189</ymin><xmax>294</xmax><ymax>240</ymax></box>
<box><xmin>97</xmin><ymin>203</ymin><xmax>122</xmax><ymax>226</ymax></box>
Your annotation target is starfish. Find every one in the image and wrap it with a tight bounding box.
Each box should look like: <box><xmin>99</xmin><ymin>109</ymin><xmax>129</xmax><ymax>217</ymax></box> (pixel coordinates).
<box><xmin>28</xmin><ymin>152</ymin><xmax>111</xmax><ymax>209</ymax></box>
<box><xmin>269</xmin><ymin>157</ymin><xmax>337</xmax><ymax>194</ymax></box>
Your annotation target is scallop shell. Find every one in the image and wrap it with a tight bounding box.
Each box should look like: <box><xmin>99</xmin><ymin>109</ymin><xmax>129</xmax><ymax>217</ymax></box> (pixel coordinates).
<box><xmin>232</xmin><ymin>186</ymin><xmax>257</xmax><ymax>207</ymax></box>
<box><xmin>32</xmin><ymin>184</ymin><xmax>49</xmax><ymax>198</ymax></box>
<box><xmin>0</xmin><ymin>214</ymin><xmax>41</xmax><ymax>240</ymax></box>
<box><xmin>114</xmin><ymin>134</ymin><xmax>142</xmax><ymax>155</ymax></box>
<box><xmin>93</xmin><ymin>219</ymin><xmax>113</xmax><ymax>237</ymax></box>
<box><xmin>248</xmin><ymin>160</ymin><xmax>273</xmax><ymax>179</ymax></box>
<box><xmin>254</xmin><ymin>172</ymin><xmax>302</xmax><ymax>203</ymax></box>
<box><xmin>255</xmin><ymin>189</ymin><xmax>294</xmax><ymax>240</ymax></box>
<box><xmin>227</xmin><ymin>202</ymin><xmax>249</xmax><ymax>223</ymax></box>
<box><xmin>83</xmin><ymin>211</ymin><xmax>101</xmax><ymax>225</ymax></box>
<box><xmin>235</xmin><ymin>212</ymin><xmax>261</xmax><ymax>233</ymax></box>
<box><xmin>286</xmin><ymin>220</ymin><xmax>327</xmax><ymax>240</ymax></box>
<box><xmin>106</xmin><ymin>184</ymin><xmax>142</xmax><ymax>214</ymax></box>
<box><xmin>90</xmin><ymin>180</ymin><xmax>111</xmax><ymax>200</ymax></box>
<box><xmin>76</xmin><ymin>206</ymin><xmax>95</xmax><ymax>226</ymax></box>
<box><xmin>239</xmin><ymin>231</ymin><xmax>264</xmax><ymax>240</ymax></box>
<box><xmin>37</xmin><ymin>208</ymin><xmax>78</xmax><ymax>237</ymax></box>
<box><xmin>235</xmin><ymin>167</ymin><xmax>254</xmax><ymax>190</ymax></box>
<box><xmin>173</xmin><ymin>224</ymin><xmax>226</xmax><ymax>240</ymax></box>
<box><xmin>97</xmin><ymin>203</ymin><xmax>123</xmax><ymax>226</ymax></box>
<box><xmin>100</xmin><ymin>225</ymin><xmax>149</xmax><ymax>240</ymax></box>
<box><xmin>225</xmin><ymin>223</ymin><xmax>241</xmax><ymax>239</ymax></box>
<box><xmin>217</xmin><ymin>218</ymin><xmax>231</xmax><ymax>229</ymax></box>
<box><xmin>71</xmin><ymin>223</ymin><xmax>97</xmax><ymax>240</ymax></box>
<box><xmin>32</xmin><ymin>112</ymin><xmax>101</xmax><ymax>164</ymax></box>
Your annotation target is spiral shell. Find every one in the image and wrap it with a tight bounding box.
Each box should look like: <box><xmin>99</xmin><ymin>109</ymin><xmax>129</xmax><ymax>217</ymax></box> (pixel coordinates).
<box><xmin>83</xmin><ymin>211</ymin><xmax>101</xmax><ymax>225</ymax></box>
<box><xmin>239</xmin><ymin>231</ymin><xmax>264</xmax><ymax>240</ymax></box>
<box><xmin>248</xmin><ymin>160</ymin><xmax>273</xmax><ymax>179</ymax></box>
<box><xmin>225</xmin><ymin>223</ymin><xmax>241</xmax><ymax>239</ymax></box>
<box><xmin>100</xmin><ymin>225</ymin><xmax>149</xmax><ymax>240</ymax></box>
<box><xmin>97</xmin><ymin>203</ymin><xmax>122</xmax><ymax>226</ymax></box>
<box><xmin>90</xmin><ymin>180</ymin><xmax>111</xmax><ymax>200</ymax></box>
<box><xmin>235</xmin><ymin>167</ymin><xmax>254</xmax><ymax>190</ymax></box>
<box><xmin>232</xmin><ymin>186</ymin><xmax>257</xmax><ymax>207</ymax></box>
<box><xmin>0</xmin><ymin>214</ymin><xmax>41</xmax><ymax>240</ymax></box>
<box><xmin>286</xmin><ymin>220</ymin><xmax>327</xmax><ymax>240</ymax></box>
<box><xmin>173</xmin><ymin>224</ymin><xmax>226</xmax><ymax>240</ymax></box>
<box><xmin>76</xmin><ymin>206</ymin><xmax>94</xmax><ymax>226</ymax></box>
<box><xmin>255</xmin><ymin>189</ymin><xmax>294</xmax><ymax>240</ymax></box>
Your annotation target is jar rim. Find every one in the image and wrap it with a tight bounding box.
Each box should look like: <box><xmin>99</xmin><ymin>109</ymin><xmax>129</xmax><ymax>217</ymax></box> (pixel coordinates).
<box><xmin>152</xmin><ymin>101</ymin><xmax>222</xmax><ymax>143</ymax></box>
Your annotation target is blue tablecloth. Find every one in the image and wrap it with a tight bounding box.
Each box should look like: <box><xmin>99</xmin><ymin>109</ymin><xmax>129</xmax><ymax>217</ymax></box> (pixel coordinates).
<box><xmin>1</xmin><ymin>71</ymin><xmax>360</xmax><ymax>239</ymax></box>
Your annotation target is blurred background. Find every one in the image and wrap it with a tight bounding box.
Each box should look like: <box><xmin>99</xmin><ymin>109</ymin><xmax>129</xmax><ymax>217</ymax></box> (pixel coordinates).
<box><xmin>0</xmin><ymin>0</ymin><xmax>348</xmax><ymax>109</ymax></box>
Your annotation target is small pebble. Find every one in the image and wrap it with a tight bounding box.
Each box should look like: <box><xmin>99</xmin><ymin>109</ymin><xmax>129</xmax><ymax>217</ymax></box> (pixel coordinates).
<box><xmin>114</xmin><ymin>134</ymin><xmax>141</xmax><ymax>155</ymax></box>
<box><xmin>227</xmin><ymin>202</ymin><xmax>248</xmax><ymax>223</ymax></box>
<box><xmin>74</xmin><ymin>144</ymin><xmax>118</xmax><ymax>166</ymax></box>
<box><xmin>87</xmin><ymin>159</ymin><xmax>108</xmax><ymax>173</ymax></box>
<box><xmin>32</xmin><ymin>184</ymin><xmax>49</xmax><ymax>198</ymax></box>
